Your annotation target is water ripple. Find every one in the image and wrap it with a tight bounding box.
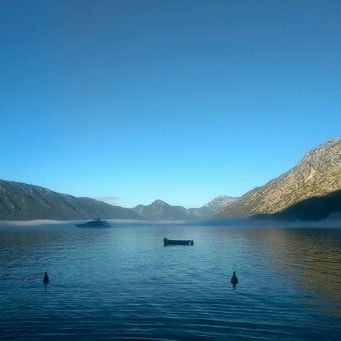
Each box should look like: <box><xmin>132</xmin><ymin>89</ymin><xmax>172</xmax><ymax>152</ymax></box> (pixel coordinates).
<box><xmin>1</xmin><ymin>225</ymin><xmax>341</xmax><ymax>339</ymax></box>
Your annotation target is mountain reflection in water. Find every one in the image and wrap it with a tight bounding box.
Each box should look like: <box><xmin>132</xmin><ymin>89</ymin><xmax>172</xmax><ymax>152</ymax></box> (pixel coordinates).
<box><xmin>1</xmin><ymin>223</ymin><xmax>341</xmax><ymax>339</ymax></box>
<box><xmin>251</xmin><ymin>228</ymin><xmax>341</xmax><ymax>316</ymax></box>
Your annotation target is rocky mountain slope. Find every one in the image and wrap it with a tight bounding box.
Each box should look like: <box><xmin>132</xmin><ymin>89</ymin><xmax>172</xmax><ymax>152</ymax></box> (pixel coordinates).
<box><xmin>221</xmin><ymin>139</ymin><xmax>341</xmax><ymax>216</ymax></box>
<box><xmin>0</xmin><ymin>180</ymin><xmax>142</xmax><ymax>220</ymax></box>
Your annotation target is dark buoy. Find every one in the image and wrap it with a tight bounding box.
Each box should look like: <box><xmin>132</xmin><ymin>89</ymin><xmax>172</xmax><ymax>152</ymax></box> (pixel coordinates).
<box><xmin>231</xmin><ymin>271</ymin><xmax>238</xmax><ymax>289</ymax></box>
<box><xmin>43</xmin><ymin>272</ymin><xmax>49</xmax><ymax>285</ymax></box>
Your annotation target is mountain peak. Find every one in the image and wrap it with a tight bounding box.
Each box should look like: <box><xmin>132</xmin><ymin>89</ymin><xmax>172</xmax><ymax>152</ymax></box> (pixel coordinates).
<box><xmin>205</xmin><ymin>195</ymin><xmax>238</xmax><ymax>211</ymax></box>
<box><xmin>133</xmin><ymin>199</ymin><xmax>192</xmax><ymax>220</ymax></box>
<box><xmin>151</xmin><ymin>199</ymin><xmax>169</xmax><ymax>206</ymax></box>
<box><xmin>300</xmin><ymin>138</ymin><xmax>341</xmax><ymax>165</ymax></box>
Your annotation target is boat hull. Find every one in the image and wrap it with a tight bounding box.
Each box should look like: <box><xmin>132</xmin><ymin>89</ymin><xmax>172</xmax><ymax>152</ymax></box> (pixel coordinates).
<box><xmin>163</xmin><ymin>238</ymin><xmax>194</xmax><ymax>246</ymax></box>
<box><xmin>76</xmin><ymin>224</ymin><xmax>111</xmax><ymax>228</ymax></box>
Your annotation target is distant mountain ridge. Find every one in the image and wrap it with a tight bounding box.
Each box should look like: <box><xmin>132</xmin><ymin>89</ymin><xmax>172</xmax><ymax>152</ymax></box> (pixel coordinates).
<box><xmin>205</xmin><ymin>195</ymin><xmax>238</xmax><ymax>212</ymax></box>
<box><xmin>133</xmin><ymin>199</ymin><xmax>193</xmax><ymax>221</ymax></box>
<box><xmin>0</xmin><ymin>179</ymin><xmax>236</xmax><ymax>221</ymax></box>
<box><xmin>133</xmin><ymin>196</ymin><xmax>238</xmax><ymax>221</ymax></box>
<box><xmin>3</xmin><ymin>139</ymin><xmax>339</xmax><ymax>222</ymax></box>
<box><xmin>0</xmin><ymin>180</ymin><xmax>142</xmax><ymax>221</ymax></box>
<box><xmin>221</xmin><ymin>139</ymin><xmax>341</xmax><ymax>217</ymax></box>
<box><xmin>188</xmin><ymin>195</ymin><xmax>238</xmax><ymax>218</ymax></box>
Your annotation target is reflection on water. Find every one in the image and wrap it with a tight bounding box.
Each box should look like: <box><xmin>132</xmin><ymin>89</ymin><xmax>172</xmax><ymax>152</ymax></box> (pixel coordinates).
<box><xmin>1</xmin><ymin>224</ymin><xmax>341</xmax><ymax>339</ymax></box>
<box><xmin>256</xmin><ymin>228</ymin><xmax>341</xmax><ymax>317</ymax></box>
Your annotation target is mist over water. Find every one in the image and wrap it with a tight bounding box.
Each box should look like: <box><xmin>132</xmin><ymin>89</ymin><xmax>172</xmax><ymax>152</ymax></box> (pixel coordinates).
<box><xmin>1</xmin><ymin>223</ymin><xmax>341</xmax><ymax>339</ymax></box>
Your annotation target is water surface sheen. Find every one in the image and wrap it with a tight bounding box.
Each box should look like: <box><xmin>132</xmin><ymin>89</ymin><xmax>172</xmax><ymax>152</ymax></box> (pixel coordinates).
<box><xmin>1</xmin><ymin>224</ymin><xmax>341</xmax><ymax>340</ymax></box>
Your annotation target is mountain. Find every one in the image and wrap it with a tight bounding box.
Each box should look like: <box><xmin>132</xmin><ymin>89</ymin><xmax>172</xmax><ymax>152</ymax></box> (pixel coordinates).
<box><xmin>133</xmin><ymin>199</ymin><xmax>194</xmax><ymax>221</ymax></box>
<box><xmin>0</xmin><ymin>179</ymin><xmax>235</xmax><ymax>222</ymax></box>
<box><xmin>189</xmin><ymin>195</ymin><xmax>238</xmax><ymax>218</ymax></box>
<box><xmin>256</xmin><ymin>189</ymin><xmax>341</xmax><ymax>221</ymax></box>
<box><xmin>0</xmin><ymin>180</ymin><xmax>142</xmax><ymax>221</ymax></box>
<box><xmin>205</xmin><ymin>195</ymin><xmax>239</xmax><ymax>212</ymax></box>
<box><xmin>220</xmin><ymin>139</ymin><xmax>341</xmax><ymax>216</ymax></box>
<box><xmin>134</xmin><ymin>196</ymin><xmax>238</xmax><ymax>221</ymax></box>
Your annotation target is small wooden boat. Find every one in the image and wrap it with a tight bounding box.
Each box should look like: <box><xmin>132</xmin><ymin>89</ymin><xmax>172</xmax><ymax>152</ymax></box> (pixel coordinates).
<box><xmin>163</xmin><ymin>238</ymin><xmax>194</xmax><ymax>246</ymax></box>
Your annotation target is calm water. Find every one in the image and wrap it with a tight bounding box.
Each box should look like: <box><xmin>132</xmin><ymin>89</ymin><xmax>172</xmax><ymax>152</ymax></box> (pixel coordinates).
<box><xmin>1</xmin><ymin>223</ymin><xmax>341</xmax><ymax>340</ymax></box>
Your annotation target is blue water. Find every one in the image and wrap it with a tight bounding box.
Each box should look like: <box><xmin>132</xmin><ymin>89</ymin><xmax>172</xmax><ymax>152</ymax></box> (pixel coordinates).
<box><xmin>1</xmin><ymin>223</ymin><xmax>341</xmax><ymax>339</ymax></box>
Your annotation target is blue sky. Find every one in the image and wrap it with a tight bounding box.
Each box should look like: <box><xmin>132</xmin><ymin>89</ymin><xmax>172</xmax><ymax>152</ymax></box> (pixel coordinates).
<box><xmin>0</xmin><ymin>0</ymin><xmax>340</xmax><ymax>208</ymax></box>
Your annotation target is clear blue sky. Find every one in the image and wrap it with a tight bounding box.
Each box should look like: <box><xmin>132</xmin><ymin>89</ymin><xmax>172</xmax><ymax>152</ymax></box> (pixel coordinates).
<box><xmin>0</xmin><ymin>0</ymin><xmax>340</xmax><ymax>208</ymax></box>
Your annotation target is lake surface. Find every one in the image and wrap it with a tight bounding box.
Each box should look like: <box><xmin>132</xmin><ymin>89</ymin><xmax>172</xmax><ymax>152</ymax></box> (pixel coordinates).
<box><xmin>1</xmin><ymin>223</ymin><xmax>341</xmax><ymax>340</ymax></box>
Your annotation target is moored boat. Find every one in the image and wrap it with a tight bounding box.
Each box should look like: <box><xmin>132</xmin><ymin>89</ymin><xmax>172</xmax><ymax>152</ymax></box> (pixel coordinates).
<box><xmin>76</xmin><ymin>218</ymin><xmax>111</xmax><ymax>228</ymax></box>
<box><xmin>163</xmin><ymin>238</ymin><xmax>194</xmax><ymax>246</ymax></box>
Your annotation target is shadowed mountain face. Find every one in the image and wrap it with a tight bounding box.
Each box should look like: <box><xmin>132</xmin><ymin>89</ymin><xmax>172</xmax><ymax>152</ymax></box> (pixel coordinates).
<box><xmin>133</xmin><ymin>196</ymin><xmax>238</xmax><ymax>221</ymax></box>
<box><xmin>256</xmin><ymin>189</ymin><xmax>341</xmax><ymax>221</ymax></box>
<box><xmin>221</xmin><ymin>139</ymin><xmax>341</xmax><ymax>216</ymax></box>
<box><xmin>0</xmin><ymin>180</ymin><xmax>142</xmax><ymax>220</ymax></box>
